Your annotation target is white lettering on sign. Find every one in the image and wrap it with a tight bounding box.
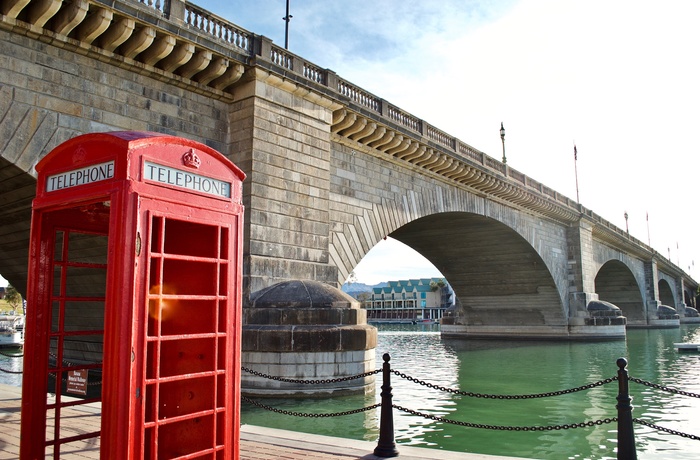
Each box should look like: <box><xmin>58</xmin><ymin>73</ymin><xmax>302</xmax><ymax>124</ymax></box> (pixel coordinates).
<box><xmin>143</xmin><ymin>161</ymin><xmax>232</xmax><ymax>198</ymax></box>
<box><xmin>46</xmin><ymin>161</ymin><xmax>115</xmax><ymax>192</ymax></box>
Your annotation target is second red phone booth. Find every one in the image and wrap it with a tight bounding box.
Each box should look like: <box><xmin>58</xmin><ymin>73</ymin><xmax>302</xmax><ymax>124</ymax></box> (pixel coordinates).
<box><xmin>21</xmin><ymin>131</ymin><xmax>246</xmax><ymax>459</ymax></box>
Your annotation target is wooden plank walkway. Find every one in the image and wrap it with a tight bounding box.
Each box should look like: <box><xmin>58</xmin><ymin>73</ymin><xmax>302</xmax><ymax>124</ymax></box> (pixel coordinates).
<box><xmin>0</xmin><ymin>383</ymin><xmax>528</xmax><ymax>459</ymax></box>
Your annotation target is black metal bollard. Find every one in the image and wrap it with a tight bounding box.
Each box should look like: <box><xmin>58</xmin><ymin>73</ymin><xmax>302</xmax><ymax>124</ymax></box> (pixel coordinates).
<box><xmin>374</xmin><ymin>353</ymin><xmax>399</xmax><ymax>458</ymax></box>
<box><xmin>616</xmin><ymin>358</ymin><xmax>637</xmax><ymax>460</ymax></box>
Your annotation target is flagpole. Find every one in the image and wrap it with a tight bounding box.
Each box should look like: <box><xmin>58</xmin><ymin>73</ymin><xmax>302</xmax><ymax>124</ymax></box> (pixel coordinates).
<box><xmin>646</xmin><ymin>212</ymin><xmax>650</xmax><ymax>246</ymax></box>
<box><xmin>573</xmin><ymin>142</ymin><xmax>579</xmax><ymax>204</ymax></box>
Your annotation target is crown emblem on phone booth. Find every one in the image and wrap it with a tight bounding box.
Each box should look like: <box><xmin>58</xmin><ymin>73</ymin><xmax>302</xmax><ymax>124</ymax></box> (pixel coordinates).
<box><xmin>182</xmin><ymin>149</ymin><xmax>201</xmax><ymax>169</ymax></box>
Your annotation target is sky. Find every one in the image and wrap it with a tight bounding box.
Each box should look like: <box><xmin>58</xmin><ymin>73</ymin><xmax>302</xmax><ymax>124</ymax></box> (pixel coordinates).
<box><xmin>5</xmin><ymin>0</ymin><xmax>697</xmax><ymax>288</ymax></box>
<box><xmin>192</xmin><ymin>0</ymin><xmax>700</xmax><ymax>286</ymax></box>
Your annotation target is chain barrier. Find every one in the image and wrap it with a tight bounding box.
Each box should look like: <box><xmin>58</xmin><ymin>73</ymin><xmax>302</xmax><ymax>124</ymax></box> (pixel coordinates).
<box><xmin>5</xmin><ymin>349</ymin><xmax>700</xmax><ymax>453</ymax></box>
<box><xmin>240</xmin><ymin>367</ymin><xmax>382</xmax><ymax>419</ymax></box>
<box><xmin>241</xmin><ymin>366</ymin><xmax>381</xmax><ymax>384</ymax></box>
<box><xmin>242</xmin><ymin>395</ymin><xmax>381</xmax><ymax>418</ymax></box>
<box><xmin>633</xmin><ymin>418</ymin><xmax>700</xmax><ymax>441</ymax></box>
<box><xmin>0</xmin><ymin>348</ymin><xmax>24</xmax><ymax>373</ymax></box>
<box><xmin>392</xmin><ymin>369</ymin><xmax>617</xmax><ymax>399</ymax></box>
<box><xmin>0</xmin><ymin>366</ymin><xmax>23</xmax><ymax>374</ymax></box>
<box><xmin>629</xmin><ymin>376</ymin><xmax>700</xmax><ymax>399</ymax></box>
<box><xmin>625</xmin><ymin>376</ymin><xmax>700</xmax><ymax>442</ymax></box>
<box><xmin>393</xmin><ymin>404</ymin><xmax>617</xmax><ymax>431</ymax></box>
<box><xmin>0</xmin><ymin>350</ymin><xmax>23</xmax><ymax>358</ymax></box>
<box><xmin>49</xmin><ymin>352</ymin><xmax>103</xmax><ymax>368</ymax></box>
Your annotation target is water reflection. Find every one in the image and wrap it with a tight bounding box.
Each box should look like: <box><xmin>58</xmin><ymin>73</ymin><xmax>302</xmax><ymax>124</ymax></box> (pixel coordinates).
<box><xmin>0</xmin><ymin>349</ymin><xmax>23</xmax><ymax>386</ymax></box>
<box><xmin>242</xmin><ymin>324</ymin><xmax>700</xmax><ymax>459</ymax></box>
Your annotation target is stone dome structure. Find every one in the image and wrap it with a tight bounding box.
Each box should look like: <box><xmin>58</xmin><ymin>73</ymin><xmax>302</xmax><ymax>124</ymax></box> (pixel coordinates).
<box><xmin>586</xmin><ymin>300</ymin><xmax>626</xmax><ymax>326</ymax></box>
<box><xmin>241</xmin><ymin>280</ymin><xmax>377</xmax><ymax>397</ymax></box>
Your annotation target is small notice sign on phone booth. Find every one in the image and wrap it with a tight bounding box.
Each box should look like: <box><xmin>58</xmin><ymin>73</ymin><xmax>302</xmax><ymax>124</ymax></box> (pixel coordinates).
<box><xmin>20</xmin><ymin>132</ymin><xmax>245</xmax><ymax>459</ymax></box>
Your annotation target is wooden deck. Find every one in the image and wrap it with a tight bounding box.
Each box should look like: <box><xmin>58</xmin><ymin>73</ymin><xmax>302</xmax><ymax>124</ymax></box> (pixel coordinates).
<box><xmin>0</xmin><ymin>383</ymin><xmax>528</xmax><ymax>460</ymax></box>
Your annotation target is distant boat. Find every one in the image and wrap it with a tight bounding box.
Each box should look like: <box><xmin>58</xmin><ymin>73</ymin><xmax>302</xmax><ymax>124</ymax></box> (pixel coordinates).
<box><xmin>0</xmin><ymin>315</ymin><xmax>24</xmax><ymax>348</ymax></box>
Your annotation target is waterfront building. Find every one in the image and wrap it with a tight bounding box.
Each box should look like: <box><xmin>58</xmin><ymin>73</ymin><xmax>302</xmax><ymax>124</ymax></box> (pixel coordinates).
<box><xmin>364</xmin><ymin>278</ymin><xmax>454</xmax><ymax>322</ymax></box>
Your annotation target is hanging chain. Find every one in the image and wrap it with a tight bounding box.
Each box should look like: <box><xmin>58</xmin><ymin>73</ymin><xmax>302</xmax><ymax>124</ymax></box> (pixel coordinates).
<box><xmin>634</xmin><ymin>418</ymin><xmax>700</xmax><ymax>441</ymax></box>
<box><xmin>629</xmin><ymin>376</ymin><xmax>700</xmax><ymax>398</ymax></box>
<box><xmin>392</xmin><ymin>369</ymin><xmax>617</xmax><ymax>399</ymax></box>
<box><xmin>242</xmin><ymin>395</ymin><xmax>380</xmax><ymax>418</ymax></box>
<box><xmin>0</xmin><ymin>366</ymin><xmax>23</xmax><ymax>374</ymax></box>
<box><xmin>242</xmin><ymin>367</ymin><xmax>381</xmax><ymax>385</ymax></box>
<box><xmin>392</xmin><ymin>404</ymin><xmax>616</xmax><ymax>431</ymax></box>
<box><xmin>0</xmin><ymin>349</ymin><xmax>24</xmax><ymax>373</ymax></box>
<box><xmin>0</xmin><ymin>350</ymin><xmax>23</xmax><ymax>358</ymax></box>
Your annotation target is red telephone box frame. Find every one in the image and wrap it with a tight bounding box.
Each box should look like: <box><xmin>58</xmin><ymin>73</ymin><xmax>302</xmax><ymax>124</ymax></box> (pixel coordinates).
<box><xmin>21</xmin><ymin>132</ymin><xmax>245</xmax><ymax>459</ymax></box>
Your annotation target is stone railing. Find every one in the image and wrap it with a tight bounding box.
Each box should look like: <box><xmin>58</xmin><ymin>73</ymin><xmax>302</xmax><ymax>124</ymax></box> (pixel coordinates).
<box><xmin>183</xmin><ymin>2</ymin><xmax>252</xmax><ymax>53</ymax></box>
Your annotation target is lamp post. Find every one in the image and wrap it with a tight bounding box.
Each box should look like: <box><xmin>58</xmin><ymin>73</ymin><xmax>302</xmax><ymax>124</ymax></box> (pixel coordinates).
<box><xmin>283</xmin><ymin>0</ymin><xmax>292</xmax><ymax>49</ymax></box>
<box><xmin>500</xmin><ymin>122</ymin><xmax>506</xmax><ymax>164</ymax></box>
<box><xmin>624</xmin><ymin>212</ymin><xmax>629</xmax><ymax>235</ymax></box>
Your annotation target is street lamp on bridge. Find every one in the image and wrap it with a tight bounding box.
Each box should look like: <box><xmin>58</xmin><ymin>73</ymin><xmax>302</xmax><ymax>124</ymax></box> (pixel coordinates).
<box><xmin>500</xmin><ymin>122</ymin><xmax>506</xmax><ymax>164</ymax></box>
<box><xmin>283</xmin><ymin>0</ymin><xmax>292</xmax><ymax>49</ymax></box>
<box><xmin>624</xmin><ymin>211</ymin><xmax>629</xmax><ymax>235</ymax></box>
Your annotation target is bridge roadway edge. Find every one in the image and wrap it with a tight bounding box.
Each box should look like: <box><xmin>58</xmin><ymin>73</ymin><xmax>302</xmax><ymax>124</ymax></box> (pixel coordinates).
<box><xmin>0</xmin><ymin>383</ymin><xmax>532</xmax><ymax>460</ymax></box>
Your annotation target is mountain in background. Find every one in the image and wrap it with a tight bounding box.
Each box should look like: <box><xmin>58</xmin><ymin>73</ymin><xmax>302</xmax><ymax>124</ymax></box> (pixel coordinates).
<box><xmin>341</xmin><ymin>282</ymin><xmax>387</xmax><ymax>299</ymax></box>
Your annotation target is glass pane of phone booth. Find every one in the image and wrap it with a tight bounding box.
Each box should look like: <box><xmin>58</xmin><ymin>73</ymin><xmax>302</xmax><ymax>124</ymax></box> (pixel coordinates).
<box><xmin>45</xmin><ymin>206</ymin><xmax>109</xmax><ymax>457</ymax></box>
<box><xmin>145</xmin><ymin>214</ymin><xmax>230</xmax><ymax>459</ymax></box>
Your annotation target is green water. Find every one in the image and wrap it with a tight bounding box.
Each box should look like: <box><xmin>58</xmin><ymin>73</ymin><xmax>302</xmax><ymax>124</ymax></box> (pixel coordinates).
<box><xmin>240</xmin><ymin>324</ymin><xmax>700</xmax><ymax>459</ymax></box>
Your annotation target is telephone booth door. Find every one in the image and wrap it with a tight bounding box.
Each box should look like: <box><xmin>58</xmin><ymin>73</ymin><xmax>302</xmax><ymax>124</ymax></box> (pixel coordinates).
<box><xmin>21</xmin><ymin>131</ymin><xmax>245</xmax><ymax>460</ymax></box>
<box><xmin>142</xmin><ymin>203</ymin><xmax>240</xmax><ymax>458</ymax></box>
<box><xmin>31</xmin><ymin>202</ymin><xmax>111</xmax><ymax>457</ymax></box>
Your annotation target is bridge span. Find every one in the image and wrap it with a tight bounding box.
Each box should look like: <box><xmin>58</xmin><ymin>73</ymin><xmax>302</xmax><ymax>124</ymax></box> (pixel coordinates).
<box><xmin>0</xmin><ymin>0</ymin><xmax>697</xmax><ymax>340</ymax></box>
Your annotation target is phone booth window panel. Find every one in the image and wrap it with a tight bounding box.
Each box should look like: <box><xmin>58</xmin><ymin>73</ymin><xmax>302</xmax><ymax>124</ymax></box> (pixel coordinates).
<box><xmin>63</xmin><ymin>301</ymin><xmax>106</xmax><ymax>332</ymax></box>
<box><xmin>162</xmin><ymin>258</ymin><xmax>219</xmax><ymax>296</ymax></box>
<box><xmin>156</xmin><ymin>299</ymin><xmax>217</xmax><ymax>336</ymax></box>
<box><xmin>67</xmin><ymin>232</ymin><xmax>109</xmax><ymax>264</ymax></box>
<box><xmin>158</xmin><ymin>337</ymin><xmax>217</xmax><ymax>377</ymax></box>
<box><xmin>158</xmin><ymin>375</ymin><xmax>216</xmax><ymax>417</ymax></box>
<box><xmin>161</xmin><ymin>218</ymin><xmax>221</xmax><ymax>258</ymax></box>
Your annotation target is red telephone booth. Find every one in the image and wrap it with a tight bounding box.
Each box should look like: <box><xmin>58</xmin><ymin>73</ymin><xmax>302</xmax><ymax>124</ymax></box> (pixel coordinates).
<box><xmin>20</xmin><ymin>131</ymin><xmax>245</xmax><ymax>459</ymax></box>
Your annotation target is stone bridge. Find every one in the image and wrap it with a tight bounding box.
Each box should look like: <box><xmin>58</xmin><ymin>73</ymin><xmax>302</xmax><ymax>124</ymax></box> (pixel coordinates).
<box><xmin>1</xmin><ymin>0</ymin><xmax>697</xmax><ymax>339</ymax></box>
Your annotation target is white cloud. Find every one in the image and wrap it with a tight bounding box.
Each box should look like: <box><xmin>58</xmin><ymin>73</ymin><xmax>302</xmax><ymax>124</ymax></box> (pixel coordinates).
<box><xmin>199</xmin><ymin>0</ymin><xmax>700</xmax><ymax>280</ymax></box>
<box><xmin>352</xmin><ymin>238</ymin><xmax>444</xmax><ymax>285</ymax></box>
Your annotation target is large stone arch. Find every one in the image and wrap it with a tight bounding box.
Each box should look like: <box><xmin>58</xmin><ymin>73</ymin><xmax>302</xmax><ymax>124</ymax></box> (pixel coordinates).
<box><xmin>329</xmin><ymin>142</ymin><xmax>570</xmax><ymax>307</ymax></box>
<box><xmin>684</xmin><ymin>288</ymin><xmax>696</xmax><ymax>309</ymax></box>
<box><xmin>0</xmin><ymin>157</ymin><xmax>37</xmax><ymax>295</ymax></box>
<box><xmin>390</xmin><ymin>212</ymin><xmax>565</xmax><ymax>331</ymax></box>
<box><xmin>594</xmin><ymin>260</ymin><xmax>645</xmax><ymax>326</ymax></box>
<box><xmin>658</xmin><ymin>279</ymin><xmax>676</xmax><ymax>307</ymax></box>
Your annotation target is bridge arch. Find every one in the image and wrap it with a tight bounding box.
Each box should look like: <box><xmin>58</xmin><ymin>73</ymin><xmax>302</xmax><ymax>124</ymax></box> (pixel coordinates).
<box><xmin>684</xmin><ymin>288</ymin><xmax>697</xmax><ymax>309</ymax></box>
<box><xmin>658</xmin><ymin>279</ymin><xmax>676</xmax><ymax>307</ymax></box>
<box><xmin>594</xmin><ymin>260</ymin><xmax>645</xmax><ymax>326</ymax></box>
<box><xmin>387</xmin><ymin>212</ymin><xmax>566</xmax><ymax>329</ymax></box>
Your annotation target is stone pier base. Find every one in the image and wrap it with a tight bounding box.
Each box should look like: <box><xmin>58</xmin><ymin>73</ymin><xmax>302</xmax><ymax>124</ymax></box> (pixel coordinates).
<box><xmin>241</xmin><ymin>280</ymin><xmax>377</xmax><ymax>397</ymax></box>
<box><xmin>241</xmin><ymin>349</ymin><xmax>376</xmax><ymax>397</ymax></box>
<box><xmin>440</xmin><ymin>323</ymin><xmax>626</xmax><ymax>340</ymax></box>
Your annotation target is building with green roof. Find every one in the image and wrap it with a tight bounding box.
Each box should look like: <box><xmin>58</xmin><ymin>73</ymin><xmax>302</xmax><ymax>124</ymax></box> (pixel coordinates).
<box><xmin>364</xmin><ymin>278</ymin><xmax>454</xmax><ymax>322</ymax></box>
